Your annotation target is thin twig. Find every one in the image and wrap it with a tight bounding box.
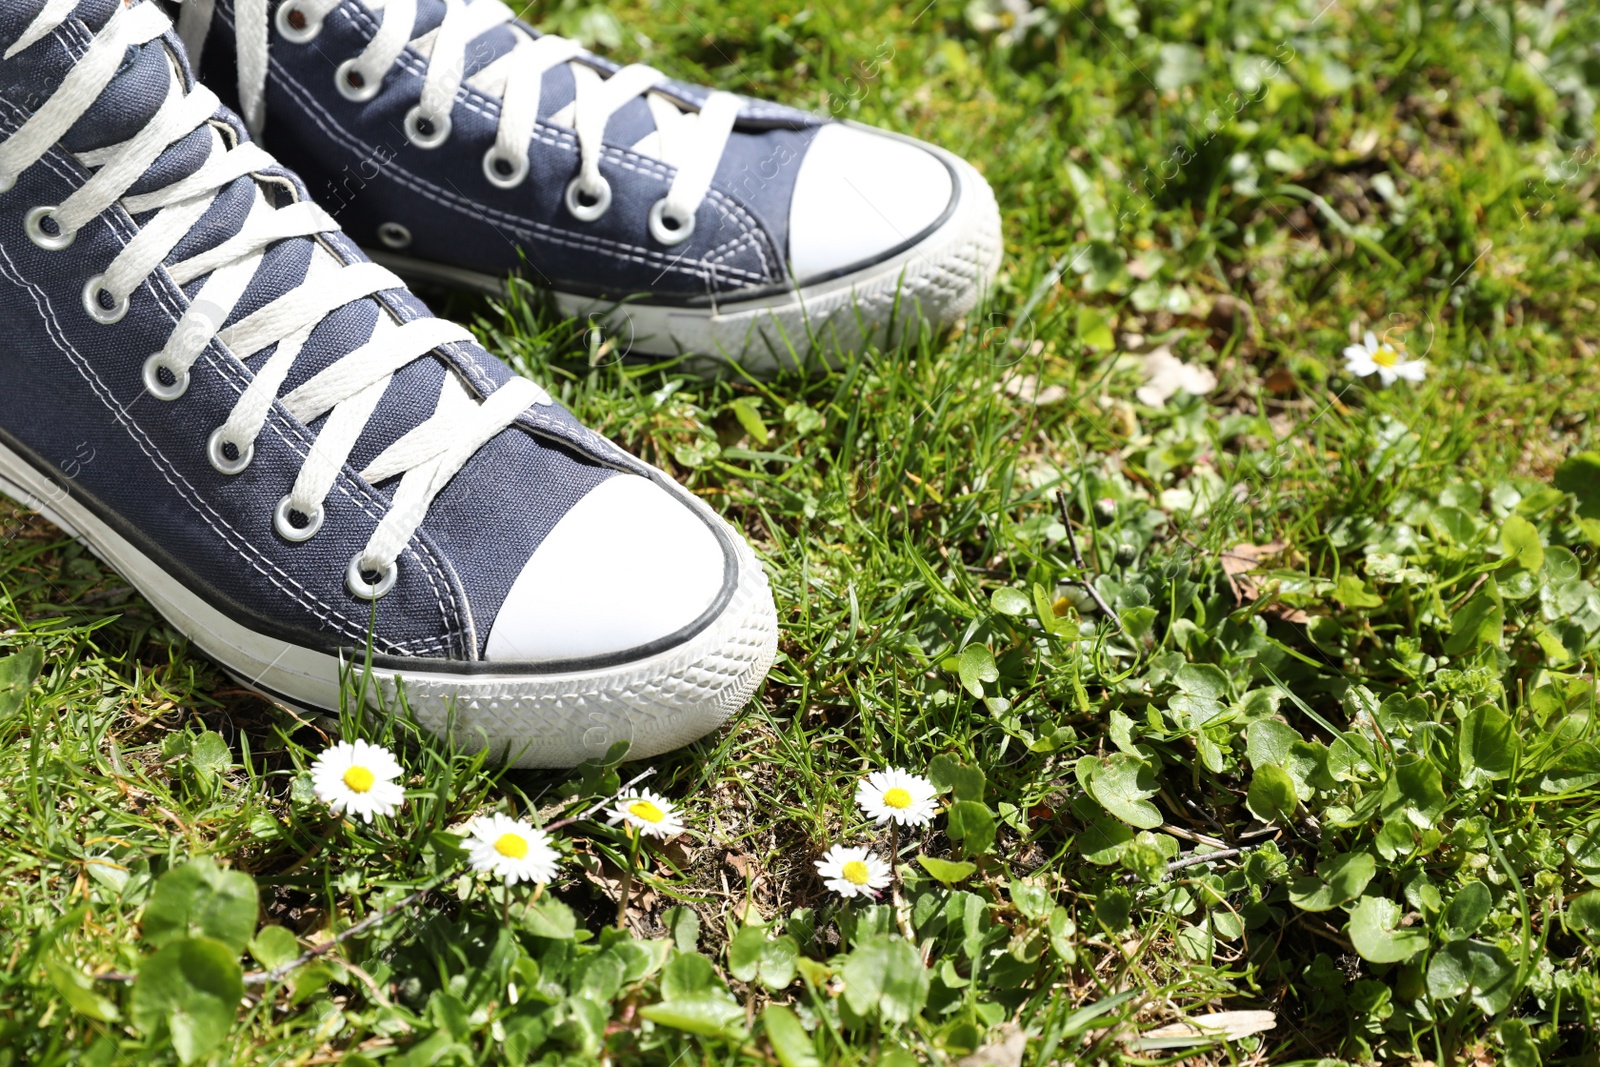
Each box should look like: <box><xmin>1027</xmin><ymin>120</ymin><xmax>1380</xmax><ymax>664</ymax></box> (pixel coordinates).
<box><xmin>1054</xmin><ymin>489</ymin><xmax>1122</xmax><ymax>631</ymax></box>
<box><xmin>1159</xmin><ymin>824</ymin><xmax>1230</xmax><ymax>850</ymax></box>
<box><xmin>544</xmin><ymin>766</ymin><xmax>658</xmax><ymax>832</ymax></box>
<box><xmin>244</xmin><ymin>876</ymin><xmax>449</xmax><ymax>988</ymax></box>
<box><xmin>1165</xmin><ymin>848</ymin><xmax>1244</xmax><ymax>875</ymax></box>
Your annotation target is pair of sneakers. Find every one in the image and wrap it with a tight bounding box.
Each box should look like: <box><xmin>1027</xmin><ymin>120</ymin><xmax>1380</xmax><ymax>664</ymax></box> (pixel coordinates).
<box><xmin>0</xmin><ymin>0</ymin><xmax>1002</xmax><ymax>766</ymax></box>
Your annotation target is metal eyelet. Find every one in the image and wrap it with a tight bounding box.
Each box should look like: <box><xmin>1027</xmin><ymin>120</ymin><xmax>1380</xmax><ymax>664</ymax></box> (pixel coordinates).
<box><xmin>403</xmin><ymin>105</ymin><xmax>451</xmax><ymax>149</ymax></box>
<box><xmin>25</xmin><ymin>205</ymin><xmax>74</xmax><ymax>250</ymax></box>
<box><xmin>647</xmin><ymin>199</ymin><xmax>695</xmax><ymax>246</ymax></box>
<box><xmin>82</xmin><ymin>275</ymin><xmax>128</xmax><ymax>325</ymax></box>
<box><xmin>143</xmin><ymin>354</ymin><xmax>190</xmax><ymax>400</ymax></box>
<box><xmin>335</xmin><ymin>59</ymin><xmax>381</xmax><ymax>103</ymax></box>
<box><xmin>346</xmin><ymin>554</ymin><xmax>398</xmax><ymax>600</ymax></box>
<box><xmin>206</xmin><ymin>427</ymin><xmax>254</xmax><ymax>475</ymax></box>
<box><xmin>274</xmin><ymin>1</ymin><xmax>324</xmax><ymax>43</ymax></box>
<box><xmin>564</xmin><ymin>175</ymin><xmax>611</xmax><ymax>222</ymax></box>
<box><xmin>376</xmin><ymin>222</ymin><xmax>412</xmax><ymax>249</ymax></box>
<box><xmin>274</xmin><ymin>496</ymin><xmax>324</xmax><ymax>542</ymax></box>
<box><xmin>482</xmin><ymin>147</ymin><xmax>529</xmax><ymax>190</ymax></box>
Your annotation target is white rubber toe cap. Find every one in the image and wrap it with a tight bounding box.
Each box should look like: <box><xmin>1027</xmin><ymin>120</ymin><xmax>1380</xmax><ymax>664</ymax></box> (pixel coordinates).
<box><xmin>787</xmin><ymin>124</ymin><xmax>956</xmax><ymax>281</ymax></box>
<box><xmin>484</xmin><ymin>475</ymin><xmax>728</xmax><ymax>663</ymax></box>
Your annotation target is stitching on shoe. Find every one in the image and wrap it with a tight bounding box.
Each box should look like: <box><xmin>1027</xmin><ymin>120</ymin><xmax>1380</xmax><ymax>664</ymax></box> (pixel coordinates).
<box><xmin>2</xmin><ymin>138</ymin><xmax>472</xmax><ymax>658</ymax></box>
<box><xmin>276</xmin><ymin>67</ymin><xmax>774</xmax><ymax>285</ymax></box>
<box><xmin>254</xmin><ymin>3</ymin><xmax>784</xmax><ymax>287</ymax></box>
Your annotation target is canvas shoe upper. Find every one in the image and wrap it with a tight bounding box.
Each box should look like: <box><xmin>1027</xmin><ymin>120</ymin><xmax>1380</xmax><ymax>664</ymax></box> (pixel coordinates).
<box><xmin>0</xmin><ymin>0</ymin><xmax>777</xmax><ymax>766</ymax></box>
<box><xmin>168</xmin><ymin>0</ymin><xmax>1004</xmax><ymax>368</ymax></box>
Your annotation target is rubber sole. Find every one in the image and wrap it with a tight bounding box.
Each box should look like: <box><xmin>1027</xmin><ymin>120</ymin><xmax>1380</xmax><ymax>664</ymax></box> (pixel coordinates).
<box><xmin>0</xmin><ymin>443</ymin><xmax>779</xmax><ymax>768</ymax></box>
<box><xmin>368</xmin><ymin>143</ymin><xmax>1004</xmax><ymax>374</ymax></box>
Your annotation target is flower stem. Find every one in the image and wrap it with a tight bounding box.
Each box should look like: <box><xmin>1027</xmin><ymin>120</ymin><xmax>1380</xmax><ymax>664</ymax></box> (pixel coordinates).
<box><xmin>890</xmin><ymin>824</ymin><xmax>916</xmax><ymax>943</ymax></box>
<box><xmin>616</xmin><ymin>829</ymin><xmax>640</xmax><ymax>930</ymax></box>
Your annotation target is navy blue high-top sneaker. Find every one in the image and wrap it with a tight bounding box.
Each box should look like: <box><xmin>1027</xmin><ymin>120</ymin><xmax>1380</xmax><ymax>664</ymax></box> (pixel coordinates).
<box><xmin>0</xmin><ymin>0</ymin><xmax>777</xmax><ymax>767</ymax></box>
<box><xmin>167</xmin><ymin>0</ymin><xmax>1003</xmax><ymax>368</ymax></box>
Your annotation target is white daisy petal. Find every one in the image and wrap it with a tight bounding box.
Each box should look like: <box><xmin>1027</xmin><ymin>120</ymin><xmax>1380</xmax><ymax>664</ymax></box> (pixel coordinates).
<box><xmin>814</xmin><ymin>844</ymin><xmax>892</xmax><ymax>899</ymax></box>
<box><xmin>855</xmin><ymin>767</ymin><xmax>940</xmax><ymax>827</ymax></box>
<box><xmin>465</xmin><ymin>813</ymin><xmax>562</xmax><ymax>885</ymax></box>
<box><xmin>608</xmin><ymin>789</ymin><xmax>687</xmax><ymax>839</ymax></box>
<box><xmin>308</xmin><ymin>740</ymin><xmax>405</xmax><ymax>822</ymax></box>
<box><xmin>1340</xmin><ymin>329</ymin><xmax>1426</xmax><ymax>388</ymax></box>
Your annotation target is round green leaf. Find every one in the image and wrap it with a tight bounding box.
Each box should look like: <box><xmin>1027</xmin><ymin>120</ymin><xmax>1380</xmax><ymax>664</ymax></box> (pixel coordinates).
<box><xmin>917</xmin><ymin>855</ymin><xmax>977</xmax><ymax>885</ymax></box>
<box><xmin>1459</xmin><ymin>705</ymin><xmax>1518</xmax><ymax>787</ymax></box>
<box><xmin>247</xmin><ymin>925</ymin><xmax>299</xmax><ymax>971</ymax></box>
<box><xmin>1383</xmin><ymin>756</ymin><xmax>1447</xmax><ymax>829</ymax></box>
<box><xmin>1347</xmin><ymin>895</ymin><xmax>1427</xmax><ymax>964</ymax></box>
<box><xmin>839</xmin><ymin>935</ymin><xmax>929</xmax><ymax>1023</ymax></box>
<box><xmin>1245</xmin><ymin>719</ymin><xmax>1302</xmax><ymax>771</ymax></box>
<box><xmin>1442</xmin><ymin>881</ymin><xmax>1492</xmax><ymax>941</ymax></box>
<box><xmin>728</xmin><ymin>926</ymin><xmax>798</xmax><ymax>991</ymax></box>
<box><xmin>1077</xmin><ymin>815</ymin><xmax>1134</xmax><ymax>865</ymax></box>
<box><xmin>520</xmin><ymin>897</ymin><xmax>577</xmax><ymax>940</ymax></box>
<box><xmin>956</xmin><ymin>644</ymin><xmax>999</xmax><ymax>698</ymax></box>
<box><xmin>989</xmin><ymin>587</ymin><xmax>1032</xmax><ymax>616</ymax></box>
<box><xmin>1499</xmin><ymin>514</ymin><xmax>1545</xmax><ymax>572</ymax></box>
<box><xmin>141</xmin><ymin>857</ymin><xmax>258</xmax><ymax>954</ymax></box>
<box><xmin>1566</xmin><ymin>890</ymin><xmax>1600</xmax><ymax>933</ymax></box>
<box><xmin>130</xmin><ymin>937</ymin><xmax>243</xmax><ymax>1064</ymax></box>
<box><xmin>947</xmin><ymin>801</ymin><xmax>998</xmax><ymax>855</ymax></box>
<box><xmin>1288</xmin><ymin>852</ymin><xmax>1376</xmax><ymax>912</ymax></box>
<box><xmin>1174</xmin><ymin>663</ymin><xmax>1229</xmax><ymax>700</ymax></box>
<box><xmin>1426</xmin><ymin>939</ymin><xmax>1516</xmax><ymax>1015</ymax></box>
<box><xmin>1246</xmin><ymin>764</ymin><xmax>1298</xmax><ymax>824</ymax></box>
<box><xmin>660</xmin><ymin>951</ymin><xmax>722</xmax><ymax>999</ymax></box>
<box><xmin>1554</xmin><ymin>451</ymin><xmax>1600</xmax><ymax>519</ymax></box>
<box><xmin>1089</xmin><ymin>753</ymin><xmax>1163</xmax><ymax>829</ymax></box>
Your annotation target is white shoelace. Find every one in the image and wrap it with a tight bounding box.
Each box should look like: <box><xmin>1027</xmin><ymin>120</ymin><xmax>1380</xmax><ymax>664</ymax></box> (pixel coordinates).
<box><xmin>4</xmin><ymin>1</ymin><xmax>551</xmax><ymax>597</ymax></box>
<box><xmin>178</xmin><ymin>0</ymin><xmax>743</xmax><ymax>245</ymax></box>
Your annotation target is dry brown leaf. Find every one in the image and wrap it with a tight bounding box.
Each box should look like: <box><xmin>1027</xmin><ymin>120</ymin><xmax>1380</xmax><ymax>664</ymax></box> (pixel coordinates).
<box><xmin>1220</xmin><ymin>541</ymin><xmax>1310</xmax><ymax>624</ymax></box>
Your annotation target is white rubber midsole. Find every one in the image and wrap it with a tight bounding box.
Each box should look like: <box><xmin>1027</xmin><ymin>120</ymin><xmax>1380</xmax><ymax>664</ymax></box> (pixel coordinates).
<box><xmin>369</xmin><ymin>144</ymin><xmax>1004</xmax><ymax>372</ymax></box>
<box><xmin>0</xmin><ymin>441</ymin><xmax>778</xmax><ymax>767</ymax></box>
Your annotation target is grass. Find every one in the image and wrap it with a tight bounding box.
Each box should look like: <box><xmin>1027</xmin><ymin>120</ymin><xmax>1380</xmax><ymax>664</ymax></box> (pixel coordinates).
<box><xmin>4</xmin><ymin>0</ymin><xmax>1600</xmax><ymax>1063</ymax></box>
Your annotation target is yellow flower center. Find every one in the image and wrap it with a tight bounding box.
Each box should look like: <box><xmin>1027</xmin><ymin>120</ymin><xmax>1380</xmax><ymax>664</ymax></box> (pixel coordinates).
<box><xmin>883</xmin><ymin>787</ymin><xmax>913</xmax><ymax>810</ymax></box>
<box><xmin>628</xmin><ymin>800</ymin><xmax>665</xmax><ymax>823</ymax></box>
<box><xmin>342</xmin><ymin>765</ymin><xmax>376</xmax><ymax>793</ymax></box>
<box><xmin>841</xmin><ymin>860</ymin><xmax>872</xmax><ymax>885</ymax></box>
<box><xmin>1372</xmin><ymin>344</ymin><xmax>1400</xmax><ymax>368</ymax></box>
<box><xmin>494</xmin><ymin>833</ymin><xmax>529</xmax><ymax>859</ymax></box>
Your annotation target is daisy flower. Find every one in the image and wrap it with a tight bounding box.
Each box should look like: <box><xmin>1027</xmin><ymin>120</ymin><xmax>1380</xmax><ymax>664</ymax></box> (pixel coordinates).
<box><xmin>965</xmin><ymin>0</ymin><xmax>1051</xmax><ymax>47</ymax></box>
<box><xmin>856</xmin><ymin>767</ymin><xmax>939</xmax><ymax>828</ymax></box>
<box><xmin>815</xmin><ymin>845</ymin><xmax>892</xmax><ymax>899</ymax></box>
<box><xmin>309</xmin><ymin>740</ymin><xmax>405</xmax><ymax>822</ymax></box>
<box><xmin>466</xmin><ymin>813</ymin><xmax>562</xmax><ymax>885</ymax></box>
<box><xmin>1342</xmin><ymin>331</ymin><xmax>1426</xmax><ymax>386</ymax></box>
<box><xmin>608</xmin><ymin>789</ymin><xmax>686</xmax><ymax>839</ymax></box>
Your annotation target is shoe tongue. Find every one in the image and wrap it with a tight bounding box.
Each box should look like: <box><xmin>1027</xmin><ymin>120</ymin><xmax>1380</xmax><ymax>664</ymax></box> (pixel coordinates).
<box><xmin>400</xmin><ymin>0</ymin><xmax>518</xmax><ymax>77</ymax></box>
<box><xmin>1</xmin><ymin>1</ymin><xmax>212</xmax><ymax>192</ymax></box>
<box><xmin>0</xmin><ymin>2</ymin><xmax>455</xmax><ymax>485</ymax></box>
